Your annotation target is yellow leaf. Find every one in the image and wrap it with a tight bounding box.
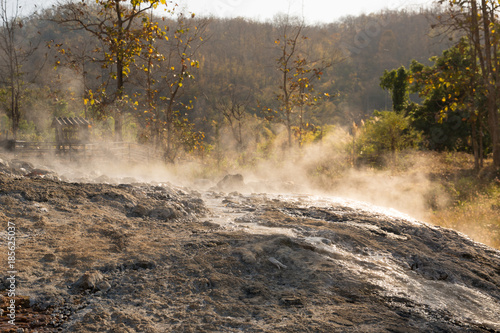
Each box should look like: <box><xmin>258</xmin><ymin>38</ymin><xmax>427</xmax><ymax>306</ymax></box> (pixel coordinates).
<box><xmin>84</xmin><ymin>99</ymin><xmax>89</xmax><ymax>105</ymax></box>
<box><xmin>442</xmin><ymin>97</ymin><xmax>446</xmax><ymax>102</ymax></box>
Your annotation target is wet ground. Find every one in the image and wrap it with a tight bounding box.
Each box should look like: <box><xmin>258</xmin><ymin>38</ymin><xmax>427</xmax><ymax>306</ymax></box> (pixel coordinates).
<box><xmin>0</xmin><ymin>155</ymin><xmax>499</xmax><ymax>332</ymax></box>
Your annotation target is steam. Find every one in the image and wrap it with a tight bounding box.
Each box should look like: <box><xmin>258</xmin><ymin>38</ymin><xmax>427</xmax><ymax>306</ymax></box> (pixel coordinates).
<box><xmin>4</xmin><ymin>124</ymin><xmax>450</xmax><ymax>225</ymax></box>
<box><xmin>200</xmin><ymin>125</ymin><xmax>450</xmax><ymax>222</ymax></box>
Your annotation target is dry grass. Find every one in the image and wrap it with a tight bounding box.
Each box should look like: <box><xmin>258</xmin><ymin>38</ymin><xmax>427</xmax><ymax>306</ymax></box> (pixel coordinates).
<box><xmin>188</xmin><ymin>145</ymin><xmax>500</xmax><ymax>249</ymax></box>
<box><xmin>412</xmin><ymin>152</ymin><xmax>500</xmax><ymax>249</ymax></box>
<box><xmin>429</xmin><ymin>188</ymin><xmax>500</xmax><ymax>249</ymax></box>
<box><xmin>312</xmin><ymin>150</ymin><xmax>500</xmax><ymax>250</ymax></box>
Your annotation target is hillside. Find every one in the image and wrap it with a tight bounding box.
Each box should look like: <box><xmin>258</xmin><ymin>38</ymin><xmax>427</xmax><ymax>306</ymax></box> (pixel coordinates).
<box><xmin>1</xmin><ymin>6</ymin><xmax>452</xmax><ymax>141</ymax></box>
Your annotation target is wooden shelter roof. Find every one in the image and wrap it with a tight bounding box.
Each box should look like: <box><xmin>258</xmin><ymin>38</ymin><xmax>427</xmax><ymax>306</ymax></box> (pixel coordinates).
<box><xmin>52</xmin><ymin>117</ymin><xmax>91</xmax><ymax>128</ymax></box>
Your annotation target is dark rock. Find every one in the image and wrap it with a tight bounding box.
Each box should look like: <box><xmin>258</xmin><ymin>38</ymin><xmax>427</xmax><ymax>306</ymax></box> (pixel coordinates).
<box><xmin>216</xmin><ymin>174</ymin><xmax>245</xmax><ymax>192</ymax></box>
<box><xmin>131</xmin><ymin>199</ymin><xmax>190</xmax><ymax>220</ymax></box>
<box><xmin>30</xmin><ymin>293</ymin><xmax>66</xmax><ymax>311</ymax></box>
<box><xmin>0</xmin><ymin>157</ymin><xmax>9</xmax><ymax>168</ymax></box>
<box><xmin>126</xmin><ymin>260</ymin><xmax>157</xmax><ymax>270</ymax></box>
<box><xmin>280</xmin><ymin>295</ymin><xmax>304</xmax><ymax>307</ymax></box>
<box><xmin>96</xmin><ymin>280</ymin><xmax>111</xmax><ymax>292</ymax></box>
<box><xmin>40</xmin><ymin>253</ymin><xmax>57</xmax><ymax>263</ymax></box>
<box><xmin>72</xmin><ymin>271</ymin><xmax>104</xmax><ymax>291</ymax></box>
<box><xmin>130</xmin><ymin>203</ymin><xmax>151</xmax><ymax>217</ymax></box>
<box><xmin>10</xmin><ymin>159</ymin><xmax>34</xmax><ymax>171</ymax></box>
<box><xmin>181</xmin><ymin>198</ymin><xmax>206</xmax><ymax>214</ymax></box>
<box><xmin>25</xmin><ymin>168</ymin><xmax>54</xmax><ymax>178</ymax></box>
<box><xmin>149</xmin><ymin>203</ymin><xmax>184</xmax><ymax>220</ymax></box>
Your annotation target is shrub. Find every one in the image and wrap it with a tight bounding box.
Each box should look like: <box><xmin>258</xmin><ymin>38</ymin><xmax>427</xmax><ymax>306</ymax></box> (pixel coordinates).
<box><xmin>355</xmin><ymin>110</ymin><xmax>422</xmax><ymax>166</ymax></box>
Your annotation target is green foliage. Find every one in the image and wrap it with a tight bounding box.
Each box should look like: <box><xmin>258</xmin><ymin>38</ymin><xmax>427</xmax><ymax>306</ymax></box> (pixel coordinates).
<box><xmin>408</xmin><ymin>38</ymin><xmax>489</xmax><ymax>168</ymax></box>
<box><xmin>0</xmin><ymin>114</ymin><xmax>10</xmax><ymax>138</ymax></box>
<box><xmin>355</xmin><ymin>110</ymin><xmax>422</xmax><ymax>165</ymax></box>
<box><xmin>439</xmin><ymin>0</ymin><xmax>500</xmax><ymax>168</ymax></box>
<box><xmin>17</xmin><ymin>119</ymin><xmax>40</xmax><ymax>141</ymax></box>
<box><xmin>380</xmin><ymin>66</ymin><xmax>410</xmax><ymax>113</ymax></box>
<box><xmin>255</xmin><ymin>125</ymin><xmax>276</xmax><ymax>160</ymax></box>
<box><xmin>292</xmin><ymin>124</ymin><xmax>324</xmax><ymax>145</ymax></box>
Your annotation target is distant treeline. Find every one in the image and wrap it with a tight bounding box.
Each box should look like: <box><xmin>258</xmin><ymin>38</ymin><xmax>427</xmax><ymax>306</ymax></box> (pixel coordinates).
<box><xmin>0</xmin><ymin>2</ymin><xmax>451</xmax><ymax>157</ymax></box>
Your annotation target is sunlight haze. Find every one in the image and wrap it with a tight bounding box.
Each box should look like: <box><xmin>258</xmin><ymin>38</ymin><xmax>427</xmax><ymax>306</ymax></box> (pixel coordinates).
<box><xmin>177</xmin><ymin>0</ymin><xmax>436</xmax><ymax>23</ymax></box>
<box><xmin>18</xmin><ymin>0</ymin><xmax>436</xmax><ymax>23</ymax></box>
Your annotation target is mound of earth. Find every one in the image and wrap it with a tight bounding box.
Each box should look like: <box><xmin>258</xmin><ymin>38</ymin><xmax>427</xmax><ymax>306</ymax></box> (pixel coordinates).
<box><xmin>0</xmin><ymin>157</ymin><xmax>499</xmax><ymax>332</ymax></box>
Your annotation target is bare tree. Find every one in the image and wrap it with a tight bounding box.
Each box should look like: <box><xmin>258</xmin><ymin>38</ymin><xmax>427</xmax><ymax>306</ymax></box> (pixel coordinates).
<box><xmin>216</xmin><ymin>86</ymin><xmax>252</xmax><ymax>150</ymax></box>
<box><xmin>270</xmin><ymin>15</ymin><xmax>332</xmax><ymax>148</ymax></box>
<box><xmin>274</xmin><ymin>15</ymin><xmax>303</xmax><ymax>148</ymax></box>
<box><xmin>0</xmin><ymin>0</ymin><xmax>37</xmax><ymax>139</ymax></box>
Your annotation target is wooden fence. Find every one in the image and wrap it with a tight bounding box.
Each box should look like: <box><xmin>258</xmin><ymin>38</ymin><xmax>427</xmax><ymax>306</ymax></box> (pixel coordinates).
<box><xmin>6</xmin><ymin>141</ymin><xmax>162</xmax><ymax>164</ymax></box>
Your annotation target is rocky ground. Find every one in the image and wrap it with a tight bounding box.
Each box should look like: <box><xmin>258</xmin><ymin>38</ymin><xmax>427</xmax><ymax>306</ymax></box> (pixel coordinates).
<box><xmin>0</xmin><ymin>154</ymin><xmax>500</xmax><ymax>332</ymax></box>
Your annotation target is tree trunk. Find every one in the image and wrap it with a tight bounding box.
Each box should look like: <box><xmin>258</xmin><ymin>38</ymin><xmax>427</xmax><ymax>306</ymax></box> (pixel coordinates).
<box><xmin>479</xmin><ymin>117</ymin><xmax>484</xmax><ymax>168</ymax></box>
<box><xmin>114</xmin><ymin>1</ymin><xmax>124</xmax><ymax>142</ymax></box>
<box><xmin>471</xmin><ymin>118</ymin><xmax>480</xmax><ymax>171</ymax></box>
<box><xmin>286</xmin><ymin>110</ymin><xmax>292</xmax><ymax>148</ymax></box>
<box><xmin>487</xmin><ymin>101</ymin><xmax>500</xmax><ymax>167</ymax></box>
<box><xmin>480</xmin><ymin>0</ymin><xmax>500</xmax><ymax>168</ymax></box>
<box><xmin>165</xmin><ymin>102</ymin><xmax>174</xmax><ymax>163</ymax></box>
<box><xmin>114</xmin><ymin>58</ymin><xmax>124</xmax><ymax>142</ymax></box>
<box><xmin>10</xmin><ymin>82</ymin><xmax>19</xmax><ymax>140</ymax></box>
<box><xmin>469</xmin><ymin>0</ymin><xmax>500</xmax><ymax>168</ymax></box>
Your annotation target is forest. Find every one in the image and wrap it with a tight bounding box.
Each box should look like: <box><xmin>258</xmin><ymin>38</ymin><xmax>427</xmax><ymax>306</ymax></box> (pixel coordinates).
<box><xmin>0</xmin><ymin>1</ymin><xmax>451</xmax><ymax>155</ymax></box>
<box><xmin>0</xmin><ymin>0</ymin><xmax>499</xmax><ymax>247</ymax></box>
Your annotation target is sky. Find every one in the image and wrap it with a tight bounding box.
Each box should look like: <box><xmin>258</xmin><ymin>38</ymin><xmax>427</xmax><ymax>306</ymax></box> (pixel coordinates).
<box><xmin>17</xmin><ymin>0</ymin><xmax>436</xmax><ymax>24</ymax></box>
<box><xmin>174</xmin><ymin>0</ymin><xmax>437</xmax><ymax>24</ymax></box>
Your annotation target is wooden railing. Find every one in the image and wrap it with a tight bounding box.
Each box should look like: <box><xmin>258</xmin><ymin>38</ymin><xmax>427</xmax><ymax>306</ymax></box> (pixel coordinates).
<box><xmin>7</xmin><ymin>141</ymin><xmax>162</xmax><ymax>164</ymax></box>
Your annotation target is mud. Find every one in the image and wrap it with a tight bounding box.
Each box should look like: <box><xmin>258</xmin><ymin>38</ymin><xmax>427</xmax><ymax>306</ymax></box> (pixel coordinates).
<box><xmin>0</xmin><ymin>155</ymin><xmax>499</xmax><ymax>332</ymax></box>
